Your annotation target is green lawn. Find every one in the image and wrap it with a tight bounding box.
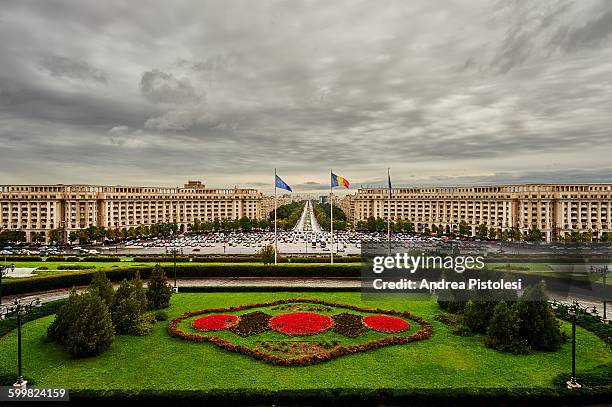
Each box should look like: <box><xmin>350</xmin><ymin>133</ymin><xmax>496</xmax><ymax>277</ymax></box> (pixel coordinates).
<box><xmin>0</xmin><ymin>292</ymin><xmax>610</xmax><ymax>392</ymax></box>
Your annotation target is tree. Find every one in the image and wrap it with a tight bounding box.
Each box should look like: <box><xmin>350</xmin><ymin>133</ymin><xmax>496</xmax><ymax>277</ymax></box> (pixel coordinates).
<box><xmin>366</xmin><ymin>216</ymin><xmax>377</xmax><ymax>232</ymax></box>
<box><xmin>515</xmin><ymin>282</ymin><xmax>563</xmax><ymax>351</ymax></box>
<box><xmin>485</xmin><ymin>302</ymin><xmax>529</xmax><ymax>354</ymax></box>
<box><xmin>0</xmin><ymin>230</ymin><xmax>26</xmax><ymax>244</ymax></box>
<box><xmin>488</xmin><ymin>227</ymin><xmax>497</xmax><ymax>240</ymax></box>
<box><xmin>47</xmin><ymin>288</ymin><xmax>82</xmax><ymax>346</ymax></box>
<box><xmin>110</xmin><ymin>275</ymin><xmax>151</xmax><ymax>335</ymax></box>
<box><xmin>48</xmin><ymin>228</ymin><xmax>62</xmax><ymax>243</ymax></box>
<box><xmin>459</xmin><ymin>221</ymin><xmax>470</xmax><ymax>236</ymax></box>
<box><xmin>65</xmin><ymin>291</ymin><xmax>115</xmax><ymax>357</ymax></box>
<box><xmin>147</xmin><ymin>264</ymin><xmax>173</xmax><ymax>310</ymax></box>
<box><xmin>239</xmin><ymin>216</ymin><xmax>252</xmax><ymax>232</ymax></box>
<box><xmin>525</xmin><ymin>227</ymin><xmax>543</xmax><ymax>242</ymax></box>
<box><xmin>31</xmin><ymin>232</ymin><xmax>45</xmax><ymax>243</ymax></box>
<box><xmin>132</xmin><ymin>272</ymin><xmax>147</xmax><ymax>314</ymax></box>
<box><xmin>464</xmin><ymin>300</ymin><xmax>497</xmax><ymax>333</ymax></box>
<box><xmin>47</xmin><ymin>288</ymin><xmax>114</xmax><ymax>358</ymax></box>
<box><xmin>89</xmin><ymin>271</ymin><xmax>114</xmax><ymax>307</ymax></box>
<box><xmin>259</xmin><ymin>245</ymin><xmax>275</xmax><ymax>264</ymax></box>
<box><xmin>477</xmin><ymin>224</ymin><xmax>488</xmax><ymax>239</ymax></box>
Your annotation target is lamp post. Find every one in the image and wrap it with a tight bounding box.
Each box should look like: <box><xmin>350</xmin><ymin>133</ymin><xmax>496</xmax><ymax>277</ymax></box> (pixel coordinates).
<box><xmin>590</xmin><ymin>265</ymin><xmax>609</xmax><ymax>320</ymax></box>
<box><xmin>1</xmin><ymin>263</ymin><xmax>16</xmax><ymax>305</ymax></box>
<box><xmin>566</xmin><ymin>301</ymin><xmax>582</xmax><ymax>389</ymax></box>
<box><xmin>0</xmin><ymin>298</ymin><xmax>42</xmax><ymax>388</ymax></box>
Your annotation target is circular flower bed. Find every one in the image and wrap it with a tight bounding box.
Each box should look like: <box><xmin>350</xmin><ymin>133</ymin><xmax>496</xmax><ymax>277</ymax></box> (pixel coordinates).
<box><xmin>269</xmin><ymin>312</ymin><xmax>333</xmax><ymax>335</ymax></box>
<box><xmin>363</xmin><ymin>315</ymin><xmax>409</xmax><ymax>333</ymax></box>
<box><xmin>193</xmin><ymin>314</ymin><xmax>239</xmax><ymax>331</ymax></box>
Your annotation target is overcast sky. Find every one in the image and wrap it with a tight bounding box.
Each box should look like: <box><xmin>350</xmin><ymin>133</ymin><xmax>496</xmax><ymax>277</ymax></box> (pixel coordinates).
<box><xmin>1</xmin><ymin>0</ymin><xmax>611</xmax><ymax>194</ymax></box>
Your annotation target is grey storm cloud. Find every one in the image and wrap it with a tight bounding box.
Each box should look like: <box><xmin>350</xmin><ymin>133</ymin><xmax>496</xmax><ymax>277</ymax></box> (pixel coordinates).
<box><xmin>140</xmin><ymin>69</ymin><xmax>201</xmax><ymax>105</ymax></box>
<box><xmin>38</xmin><ymin>55</ymin><xmax>108</xmax><ymax>83</ymax></box>
<box><xmin>0</xmin><ymin>0</ymin><xmax>611</xmax><ymax>193</ymax></box>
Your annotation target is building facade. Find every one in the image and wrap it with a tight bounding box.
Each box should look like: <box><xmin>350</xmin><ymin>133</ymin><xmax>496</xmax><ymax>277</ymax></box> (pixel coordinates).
<box><xmin>336</xmin><ymin>193</ymin><xmax>355</xmax><ymax>222</ymax></box>
<box><xmin>0</xmin><ymin>181</ymin><xmax>263</xmax><ymax>242</ymax></box>
<box><xmin>260</xmin><ymin>194</ymin><xmax>291</xmax><ymax>220</ymax></box>
<box><xmin>352</xmin><ymin>184</ymin><xmax>612</xmax><ymax>241</ymax></box>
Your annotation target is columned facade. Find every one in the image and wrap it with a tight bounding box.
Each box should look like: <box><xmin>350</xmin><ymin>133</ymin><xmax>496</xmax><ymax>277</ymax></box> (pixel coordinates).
<box><xmin>353</xmin><ymin>184</ymin><xmax>612</xmax><ymax>241</ymax></box>
<box><xmin>0</xmin><ymin>181</ymin><xmax>263</xmax><ymax>242</ymax></box>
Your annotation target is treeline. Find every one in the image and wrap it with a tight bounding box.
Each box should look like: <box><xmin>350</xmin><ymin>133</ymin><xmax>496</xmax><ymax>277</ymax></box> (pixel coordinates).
<box><xmin>355</xmin><ymin>217</ymin><xmax>414</xmax><ymax>233</ymax></box>
<box><xmin>0</xmin><ymin>230</ymin><xmax>26</xmax><ymax>244</ymax></box>
<box><xmin>68</xmin><ymin>222</ymin><xmax>180</xmax><ymax>244</ymax></box>
<box><xmin>189</xmin><ymin>217</ymin><xmax>270</xmax><ymax>233</ymax></box>
<box><xmin>269</xmin><ymin>201</ymin><xmax>305</xmax><ymax>230</ymax></box>
<box><xmin>312</xmin><ymin>202</ymin><xmax>347</xmax><ymax>230</ymax></box>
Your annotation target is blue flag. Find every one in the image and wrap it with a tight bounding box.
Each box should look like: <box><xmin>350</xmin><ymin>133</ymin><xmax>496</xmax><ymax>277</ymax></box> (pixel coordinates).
<box><xmin>275</xmin><ymin>174</ymin><xmax>292</xmax><ymax>192</ymax></box>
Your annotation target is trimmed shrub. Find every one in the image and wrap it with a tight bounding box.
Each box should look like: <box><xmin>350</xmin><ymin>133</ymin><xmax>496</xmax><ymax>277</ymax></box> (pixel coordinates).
<box><xmin>146</xmin><ymin>264</ymin><xmax>172</xmax><ymax>310</ymax></box>
<box><xmin>36</xmin><ymin>266</ymin><xmax>48</xmax><ymax>271</ymax></box>
<box><xmin>130</xmin><ymin>255</ymin><xmax>359</xmax><ymax>263</ymax></box>
<box><xmin>464</xmin><ymin>301</ymin><xmax>497</xmax><ymax>333</ymax></box>
<box><xmin>45</xmin><ymin>256</ymin><xmax>67</xmax><ymax>262</ymax></box>
<box><xmin>485</xmin><ymin>302</ymin><xmax>529</xmax><ymax>354</ymax></box>
<box><xmin>515</xmin><ymin>282</ymin><xmax>564</xmax><ymax>351</ymax></box>
<box><xmin>90</xmin><ymin>271</ymin><xmax>114</xmax><ymax>306</ymax></box>
<box><xmin>1</xmin><ymin>256</ymin><xmax>43</xmax><ymax>261</ymax></box>
<box><xmin>83</xmin><ymin>257</ymin><xmax>121</xmax><ymax>262</ymax></box>
<box><xmin>57</xmin><ymin>264</ymin><xmax>96</xmax><ymax>270</ymax></box>
<box><xmin>132</xmin><ymin>272</ymin><xmax>147</xmax><ymax>313</ymax></box>
<box><xmin>153</xmin><ymin>310</ymin><xmax>168</xmax><ymax>321</ymax></box>
<box><xmin>47</xmin><ymin>289</ymin><xmax>82</xmax><ymax>345</ymax></box>
<box><xmin>64</xmin><ymin>291</ymin><xmax>115</xmax><ymax>357</ymax></box>
<box><xmin>259</xmin><ymin>245</ymin><xmax>275</xmax><ymax>264</ymax></box>
<box><xmin>110</xmin><ymin>275</ymin><xmax>150</xmax><ymax>336</ymax></box>
<box><xmin>66</xmin><ymin>256</ymin><xmax>81</xmax><ymax>262</ymax></box>
<box><xmin>47</xmin><ymin>289</ymin><xmax>114</xmax><ymax>357</ymax></box>
<box><xmin>2</xmin><ymin>263</ymin><xmax>361</xmax><ymax>295</ymax></box>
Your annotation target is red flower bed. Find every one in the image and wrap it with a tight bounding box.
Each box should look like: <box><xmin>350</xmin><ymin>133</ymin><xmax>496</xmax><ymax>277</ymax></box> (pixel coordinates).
<box><xmin>363</xmin><ymin>315</ymin><xmax>409</xmax><ymax>333</ymax></box>
<box><xmin>193</xmin><ymin>314</ymin><xmax>238</xmax><ymax>331</ymax></box>
<box><xmin>269</xmin><ymin>312</ymin><xmax>333</xmax><ymax>335</ymax></box>
<box><xmin>168</xmin><ymin>299</ymin><xmax>433</xmax><ymax>366</ymax></box>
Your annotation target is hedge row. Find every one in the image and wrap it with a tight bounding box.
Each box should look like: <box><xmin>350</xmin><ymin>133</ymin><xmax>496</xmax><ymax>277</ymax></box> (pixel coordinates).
<box><xmin>1</xmin><ymin>256</ymin><xmax>43</xmax><ymax>261</ymax></box>
<box><xmin>0</xmin><ymin>299</ymin><xmax>66</xmax><ymax>338</ymax></box>
<box><xmin>65</xmin><ymin>385</ymin><xmax>612</xmax><ymax>406</ymax></box>
<box><xmin>2</xmin><ymin>264</ymin><xmax>361</xmax><ymax>295</ymax></box>
<box><xmin>4</xmin><ymin>256</ymin><xmax>121</xmax><ymax>262</ymax></box>
<box><xmin>57</xmin><ymin>264</ymin><xmax>97</xmax><ymax>270</ymax></box>
<box><xmin>131</xmin><ymin>256</ymin><xmax>359</xmax><ymax>263</ymax></box>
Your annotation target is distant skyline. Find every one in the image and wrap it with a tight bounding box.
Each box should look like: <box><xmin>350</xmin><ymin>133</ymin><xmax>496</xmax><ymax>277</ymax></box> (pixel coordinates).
<box><xmin>1</xmin><ymin>0</ymin><xmax>612</xmax><ymax>195</ymax></box>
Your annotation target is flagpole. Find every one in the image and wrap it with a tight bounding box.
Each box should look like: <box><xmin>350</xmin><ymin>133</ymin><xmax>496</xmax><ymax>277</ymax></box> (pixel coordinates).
<box><xmin>387</xmin><ymin>167</ymin><xmax>391</xmax><ymax>256</ymax></box>
<box><xmin>330</xmin><ymin>168</ymin><xmax>333</xmax><ymax>264</ymax></box>
<box><xmin>274</xmin><ymin>168</ymin><xmax>277</xmax><ymax>265</ymax></box>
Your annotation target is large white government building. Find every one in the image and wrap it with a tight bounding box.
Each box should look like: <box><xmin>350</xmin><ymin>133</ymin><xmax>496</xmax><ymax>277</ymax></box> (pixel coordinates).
<box><xmin>2</xmin><ymin>181</ymin><xmax>611</xmax><ymax>243</ymax></box>
<box><xmin>0</xmin><ymin>181</ymin><xmax>262</xmax><ymax>242</ymax></box>
<box><xmin>350</xmin><ymin>184</ymin><xmax>612</xmax><ymax>241</ymax></box>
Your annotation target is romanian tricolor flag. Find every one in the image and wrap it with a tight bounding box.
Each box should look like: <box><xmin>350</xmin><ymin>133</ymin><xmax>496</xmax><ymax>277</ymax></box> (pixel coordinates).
<box><xmin>331</xmin><ymin>172</ymin><xmax>350</xmax><ymax>188</ymax></box>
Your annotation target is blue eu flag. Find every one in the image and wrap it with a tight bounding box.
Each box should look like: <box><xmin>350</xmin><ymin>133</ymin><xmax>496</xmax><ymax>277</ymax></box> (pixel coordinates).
<box><xmin>275</xmin><ymin>175</ymin><xmax>292</xmax><ymax>192</ymax></box>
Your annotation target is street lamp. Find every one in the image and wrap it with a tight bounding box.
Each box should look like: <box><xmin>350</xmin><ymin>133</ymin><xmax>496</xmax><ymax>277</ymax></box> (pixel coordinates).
<box><xmin>589</xmin><ymin>265</ymin><xmax>609</xmax><ymax>320</ymax></box>
<box><xmin>1</xmin><ymin>263</ymin><xmax>16</xmax><ymax>305</ymax></box>
<box><xmin>566</xmin><ymin>301</ymin><xmax>582</xmax><ymax>390</ymax></box>
<box><xmin>0</xmin><ymin>298</ymin><xmax>42</xmax><ymax>388</ymax></box>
